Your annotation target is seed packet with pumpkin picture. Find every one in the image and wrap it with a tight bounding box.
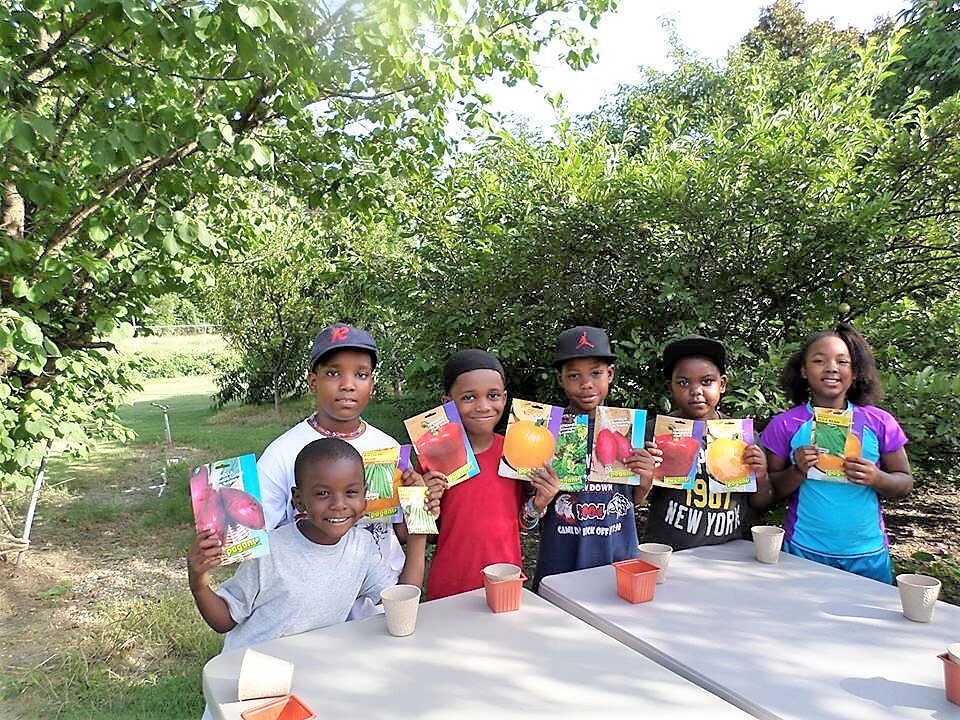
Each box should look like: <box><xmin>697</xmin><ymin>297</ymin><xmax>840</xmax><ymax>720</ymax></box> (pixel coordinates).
<box><xmin>555</xmin><ymin>411</ymin><xmax>589</xmax><ymax>491</ymax></box>
<box><xmin>705</xmin><ymin>418</ymin><xmax>756</xmax><ymax>493</ymax></box>
<box><xmin>652</xmin><ymin>415</ymin><xmax>703</xmax><ymax>490</ymax></box>
<box><xmin>498</xmin><ymin>398</ymin><xmax>564</xmax><ymax>480</ymax></box>
<box><xmin>398</xmin><ymin>485</ymin><xmax>439</xmax><ymax>535</ymax></box>
<box><xmin>590</xmin><ymin>406</ymin><xmax>648</xmax><ymax>485</ymax></box>
<box><xmin>404</xmin><ymin>402</ymin><xmax>479</xmax><ymax>488</ymax></box>
<box><xmin>809</xmin><ymin>407</ymin><xmax>858</xmax><ymax>482</ymax></box>
<box><xmin>360</xmin><ymin>445</ymin><xmax>409</xmax><ymax>523</ymax></box>
<box><xmin>189</xmin><ymin>453</ymin><xmax>270</xmax><ymax>566</ymax></box>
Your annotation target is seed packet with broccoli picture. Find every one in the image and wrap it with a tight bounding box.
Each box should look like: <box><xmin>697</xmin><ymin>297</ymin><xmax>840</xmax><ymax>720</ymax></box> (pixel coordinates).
<box><xmin>555</xmin><ymin>412</ymin><xmax>589</xmax><ymax>491</ymax></box>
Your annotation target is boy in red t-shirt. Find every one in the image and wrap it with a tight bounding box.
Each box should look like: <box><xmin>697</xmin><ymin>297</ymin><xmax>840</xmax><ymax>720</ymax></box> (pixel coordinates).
<box><xmin>424</xmin><ymin>349</ymin><xmax>560</xmax><ymax>600</ymax></box>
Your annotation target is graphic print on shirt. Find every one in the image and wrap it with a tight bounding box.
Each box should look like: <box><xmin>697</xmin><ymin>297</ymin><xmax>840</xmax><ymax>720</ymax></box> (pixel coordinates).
<box><xmin>652</xmin><ymin>446</ymin><xmax>742</xmax><ymax>542</ymax></box>
<box><xmin>552</xmin><ymin>484</ymin><xmax>630</xmax><ymax>537</ymax></box>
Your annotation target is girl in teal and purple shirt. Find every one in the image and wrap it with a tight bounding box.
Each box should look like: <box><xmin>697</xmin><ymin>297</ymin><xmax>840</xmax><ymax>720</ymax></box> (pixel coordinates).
<box><xmin>761</xmin><ymin>324</ymin><xmax>913</xmax><ymax>584</ymax></box>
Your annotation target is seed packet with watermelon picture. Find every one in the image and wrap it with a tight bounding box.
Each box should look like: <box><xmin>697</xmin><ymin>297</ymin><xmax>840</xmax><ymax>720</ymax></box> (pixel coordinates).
<box><xmin>590</xmin><ymin>407</ymin><xmax>648</xmax><ymax>485</ymax></box>
<box><xmin>360</xmin><ymin>445</ymin><xmax>410</xmax><ymax>524</ymax></box>
<box><xmin>404</xmin><ymin>402</ymin><xmax>479</xmax><ymax>487</ymax></box>
<box><xmin>398</xmin><ymin>485</ymin><xmax>439</xmax><ymax>535</ymax></box>
<box><xmin>705</xmin><ymin>418</ymin><xmax>757</xmax><ymax>493</ymax></box>
<box><xmin>809</xmin><ymin>407</ymin><xmax>859</xmax><ymax>482</ymax></box>
<box><xmin>652</xmin><ymin>415</ymin><xmax>703</xmax><ymax>490</ymax></box>
<box><xmin>498</xmin><ymin>399</ymin><xmax>564</xmax><ymax>481</ymax></box>
<box><xmin>555</xmin><ymin>411</ymin><xmax>589</xmax><ymax>491</ymax></box>
<box><xmin>189</xmin><ymin>453</ymin><xmax>270</xmax><ymax>566</ymax></box>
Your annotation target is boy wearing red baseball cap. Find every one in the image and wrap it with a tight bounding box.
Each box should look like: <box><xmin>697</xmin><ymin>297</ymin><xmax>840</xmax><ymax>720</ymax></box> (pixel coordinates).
<box><xmin>257</xmin><ymin>323</ymin><xmax>430</xmax><ymax>619</ymax></box>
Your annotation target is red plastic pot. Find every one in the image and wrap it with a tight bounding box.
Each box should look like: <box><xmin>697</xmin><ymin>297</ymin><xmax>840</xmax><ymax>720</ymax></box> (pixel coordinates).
<box><xmin>613</xmin><ymin>559</ymin><xmax>659</xmax><ymax>604</ymax></box>
<box><xmin>940</xmin><ymin>653</ymin><xmax>960</xmax><ymax>706</ymax></box>
<box><xmin>241</xmin><ymin>694</ymin><xmax>315</xmax><ymax>720</ymax></box>
<box><xmin>483</xmin><ymin>571</ymin><xmax>527</xmax><ymax>613</ymax></box>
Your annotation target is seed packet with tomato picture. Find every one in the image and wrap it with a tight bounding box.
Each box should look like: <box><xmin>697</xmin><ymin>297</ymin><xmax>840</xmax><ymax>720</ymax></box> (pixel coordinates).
<box><xmin>705</xmin><ymin>419</ymin><xmax>756</xmax><ymax>493</ymax></box>
<box><xmin>590</xmin><ymin>406</ymin><xmax>648</xmax><ymax>485</ymax></box>
<box><xmin>360</xmin><ymin>445</ymin><xmax>409</xmax><ymax>523</ymax></box>
<box><xmin>652</xmin><ymin>415</ymin><xmax>704</xmax><ymax>490</ymax></box>
<box><xmin>498</xmin><ymin>399</ymin><xmax>564</xmax><ymax>480</ymax></box>
<box><xmin>189</xmin><ymin>453</ymin><xmax>270</xmax><ymax>566</ymax></box>
<box><xmin>398</xmin><ymin>485</ymin><xmax>439</xmax><ymax>535</ymax></box>
<box><xmin>404</xmin><ymin>402</ymin><xmax>479</xmax><ymax>488</ymax></box>
<box><xmin>809</xmin><ymin>407</ymin><xmax>859</xmax><ymax>482</ymax></box>
<box><xmin>555</xmin><ymin>411</ymin><xmax>589</xmax><ymax>491</ymax></box>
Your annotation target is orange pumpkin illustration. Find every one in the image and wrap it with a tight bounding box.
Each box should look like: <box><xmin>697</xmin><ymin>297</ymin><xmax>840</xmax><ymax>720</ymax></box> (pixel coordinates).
<box><xmin>817</xmin><ymin>434</ymin><xmax>862</xmax><ymax>473</ymax></box>
<box><xmin>503</xmin><ymin>420</ymin><xmax>556</xmax><ymax>469</ymax></box>
<box><xmin>706</xmin><ymin>437</ymin><xmax>749</xmax><ymax>484</ymax></box>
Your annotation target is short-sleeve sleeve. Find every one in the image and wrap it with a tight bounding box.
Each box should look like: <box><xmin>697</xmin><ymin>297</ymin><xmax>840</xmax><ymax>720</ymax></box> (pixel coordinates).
<box><xmin>864</xmin><ymin>406</ymin><xmax>908</xmax><ymax>455</ymax></box>
<box><xmin>760</xmin><ymin>412</ymin><xmax>794</xmax><ymax>459</ymax></box>
<box><xmin>215</xmin><ymin>559</ymin><xmax>262</xmax><ymax>625</ymax></box>
<box><xmin>359</xmin><ymin>557</ymin><xmax>401</xmax><ymax>604</ymax></box>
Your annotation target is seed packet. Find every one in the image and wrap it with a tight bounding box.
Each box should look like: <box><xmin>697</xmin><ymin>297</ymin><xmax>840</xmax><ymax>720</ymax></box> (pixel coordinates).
<box><xmin>705</xmin><ymin>418</ymin><xmax>757</xmax><ymax>493</ymax></box>
<box><xmin>498</xmin><ymin>399</ymin><xmax>564</xmax><ymax>480</ymax></box>
<box><xmin>590</xmin><ymin>407</ymin><xmax>648</xmax><ymax>485</ymax></box>
<box><xmin>554</xmin><ymin>411</ymin><xmax>589</xmax><ymax>491</ymax></box>
<box><xmin>360</xmin><ymin>445</ymin><xmax>410</xmax><ymax>523</ymax></box>
<box><xmin>652</xmin><ymin>415</ymin><xmax>703</xmax><ymax>490</ymax></box>
<box><xmin>189</xmin><ymin>453</ymin><xmax>270</xmax><ymax>566</ymax></box>
<box><xmin>398</xmin><ymin>486</ymin><xmax>439</xmax><ymax>535</ymax></box>
<box><xmin>809</xmin><ymin>407</ymin><xmax>858</xmax><ymax>482</ymax></box>
<box><xmin>404</xmin><ymin>402</ymin><xmax>479</xmax><ymax>487</ymax></box>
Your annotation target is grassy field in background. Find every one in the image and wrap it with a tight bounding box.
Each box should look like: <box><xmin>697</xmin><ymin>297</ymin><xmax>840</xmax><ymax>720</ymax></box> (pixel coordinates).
<box><xmin>115</xmin><ymin>333</ymin><xmax>227</xmax><ymax>358</ymax></box>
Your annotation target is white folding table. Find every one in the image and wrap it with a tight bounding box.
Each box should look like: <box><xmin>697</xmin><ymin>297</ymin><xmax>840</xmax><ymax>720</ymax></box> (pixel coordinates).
<box><xmin>540</xmin><ymin>540</ymin><xmax>960</xmax><ymax>719</ymax></box>
<box><xmin>202</xmin><ymin>587</ymin><xmax>753</xmax><ymax>719</ymax></box>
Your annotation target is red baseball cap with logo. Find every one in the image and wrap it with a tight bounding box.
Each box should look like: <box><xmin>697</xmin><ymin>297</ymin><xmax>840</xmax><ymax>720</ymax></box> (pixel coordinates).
<box><xmin>309</xmin><ymin>323</ymin><xmax>378</xmax><ymax>371</ymax></box>
<box><xmin>552</xmin><ymin>325</ymin><xmax>616</xmax><ymax>367</ymax></box>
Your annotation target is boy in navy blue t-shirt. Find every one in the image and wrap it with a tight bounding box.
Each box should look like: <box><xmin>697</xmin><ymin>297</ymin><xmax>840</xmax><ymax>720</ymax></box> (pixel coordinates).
<box><xmin>530</xmin><ymin>326</ymin><xmax>657</xmax><ymax>590</ymax></box>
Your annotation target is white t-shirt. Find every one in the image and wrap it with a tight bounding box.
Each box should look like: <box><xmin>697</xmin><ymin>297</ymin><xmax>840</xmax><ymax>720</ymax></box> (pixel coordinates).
<box><xmin>257</xmin><ymin>418</ymin><xmax>405</xmax><ymax>619</ymax></box>
<box><xmin>216</xmin><ymin>524</ymin><xmax>396</xmax><ymax>651</ymax></box>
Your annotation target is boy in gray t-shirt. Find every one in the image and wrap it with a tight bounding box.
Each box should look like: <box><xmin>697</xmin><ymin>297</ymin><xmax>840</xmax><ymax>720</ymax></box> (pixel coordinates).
<box><xmin>188</xmin><ymin>438</ymin><xmax>427</xmax><ymax>651</ymax></box>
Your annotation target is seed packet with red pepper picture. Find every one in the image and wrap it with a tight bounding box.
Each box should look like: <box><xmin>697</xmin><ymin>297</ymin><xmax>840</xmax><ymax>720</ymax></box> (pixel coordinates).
<box><xmin>590</xmin><ymin>406</ymin><xmax>648</xmax><ymax>485</ymax></box>
<box><xmin>189</xmin><ymin>453</ymin><xmax>270</xmax><ymax>566</ymax></box>
<box><xmin>360</xmin><ymin>445</ymin><xmax>409</xmax><ymax>523</ymax></box>
<box><xmin>705</xmin><ymin>418</ymin><xmax>757</xmax><ymax>493</ymax></box>
<box><xmin>652</xmin><ymin>415</ymin><xmax>703</xmax><ymax>490</ymax></box>
<box><xmin>404</xmin><ymin>402</ymin><xmax>479</xmax><ymax>487</ymax></box>
<box><xmin>498</xmin><ymin>399</ymin><xmax>564</xmax><ymax>480</ymax></box>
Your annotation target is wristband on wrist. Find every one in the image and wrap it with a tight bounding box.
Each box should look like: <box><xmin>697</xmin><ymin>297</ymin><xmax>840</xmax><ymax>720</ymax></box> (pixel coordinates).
<box><xmin>519</xmin><ymin>498</ymin><xmax>544</xmax><ymax>530</ymax></box>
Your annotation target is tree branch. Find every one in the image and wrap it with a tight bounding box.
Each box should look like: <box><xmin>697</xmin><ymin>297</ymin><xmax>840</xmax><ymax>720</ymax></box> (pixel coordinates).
<box><xmin>23</xmin><ymin>8</ymin><xmax>104</xmax><ymax>80</ymax></box>
<box><xmin>38</xmin><ymin>139</ymin><xmax>201</xmax><ymax>262</ymax></box>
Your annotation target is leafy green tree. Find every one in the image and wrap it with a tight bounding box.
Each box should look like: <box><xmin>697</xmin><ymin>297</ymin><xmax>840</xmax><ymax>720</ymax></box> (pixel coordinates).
<box><xmin>877</xmin><ymin>0</ymin><xmax>960</xmax><ymax>111</ymax></box>
<box><xmin>401</xmin><ymin>33</ymin><xmax>960</xmax><ymax>471</ymax></box>
<box><xmin>0</xmin><ymin>0</ymin><xmax>616</xmax><ymax>499</ymax></box>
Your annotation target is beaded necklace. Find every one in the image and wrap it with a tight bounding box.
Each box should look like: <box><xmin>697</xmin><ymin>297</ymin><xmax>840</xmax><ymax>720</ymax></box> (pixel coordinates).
<box><xmin>307</xmin><ymin>413</ymin><xmax>366</xmax><ymax>440</ymax></box>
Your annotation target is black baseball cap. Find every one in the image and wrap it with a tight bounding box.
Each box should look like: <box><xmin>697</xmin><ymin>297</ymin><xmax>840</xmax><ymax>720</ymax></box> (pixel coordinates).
<box><xmin>308</xmin><ymin>323</ymin><xmax>378</xmax><ymax>371</ymax></box>
<box><xmin>662</xmin><ymin>335</ymin><xmax>726</xmax><ymax>378</ymax></box>
<box><xmin>552</xmin><ymin>326</ymin><xmax>616</xmax><ymax>367</ymax></box>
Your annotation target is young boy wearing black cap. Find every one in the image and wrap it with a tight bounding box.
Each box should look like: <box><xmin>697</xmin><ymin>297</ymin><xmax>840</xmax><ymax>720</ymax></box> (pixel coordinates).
<box><xmin>530</xmin><ymin>326</ymin><xmax>657</xmax><ymax>590</ymax></box>
<box><xmin>424</xmin><ymin>349</ymin><xmax>560</xmax><ymax>600</ymax></box>
<box><xmin>256</xmin><ymin>323</ymin><xmax>430</xmax><ymax>619</ymax></box>
<box><xmin>641</xmin><ymin>335</ymin><xmax>775</xmax><ymax>549</ymax></box>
